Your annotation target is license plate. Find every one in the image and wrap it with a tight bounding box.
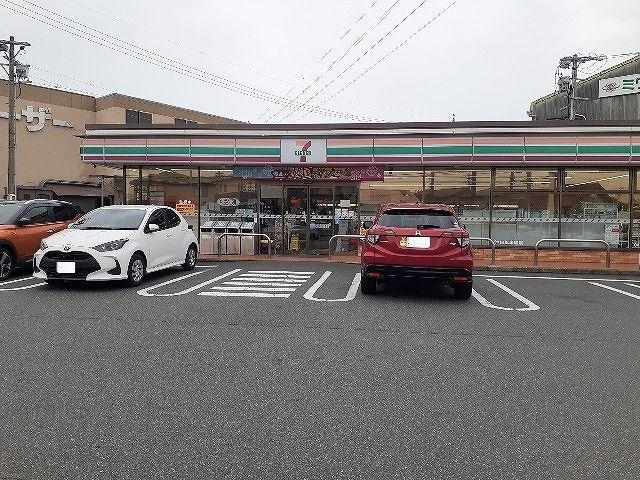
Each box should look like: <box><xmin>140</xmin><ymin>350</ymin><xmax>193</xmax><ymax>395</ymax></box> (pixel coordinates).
<box><xmin>403</xmin><ymin>236</ymin><xmax>430</xmax><ymax>249</ymax></box>
<box><xmin>56</xmin><ymin>261</ymin><xmax>76</xmax><ymax>274</ymax></box>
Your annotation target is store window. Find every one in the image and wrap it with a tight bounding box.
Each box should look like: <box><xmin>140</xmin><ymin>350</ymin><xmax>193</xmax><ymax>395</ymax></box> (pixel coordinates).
<box><xmin>359</xmin><ymin>168</ymin><xmax>423</xmax><ymax>220</ymax></box>
<box><xmin>425</xmin><ymin>170</ymin><xmax>491</xmax><ymax>238</ymax></box>
<box><xmin>561</xmin><ymin>169</ymin><xmax>631</xmax><ymax>248</ymax></box>
<box><xmin>492</xmin><ymin>169</ymin><xmax>559</xmax><ymax>246</ymax></box>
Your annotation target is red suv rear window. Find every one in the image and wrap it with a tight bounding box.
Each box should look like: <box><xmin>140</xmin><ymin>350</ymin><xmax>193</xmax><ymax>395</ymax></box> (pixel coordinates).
<box><xmin>378</xmin><ymin>209</ymin><xmax>458</xmax><ymax>228</ymax></box>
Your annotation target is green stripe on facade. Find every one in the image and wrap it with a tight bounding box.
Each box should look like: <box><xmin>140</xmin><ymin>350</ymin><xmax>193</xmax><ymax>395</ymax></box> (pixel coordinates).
<box><xmin>577</xmin><ymin>145</ymin><xmax>631</xmax><ymax>154</ymax></box>
<box><xmin>236</xmin><ymin>147</ymin><xmax>280</xmax><ymax>156</ymax></box>
<box><xmin>525</xmin><ymin>145</ymin><xmax>577</xmax><ymax>154</ymax></box>
<box><xmin>104</xmin><ymin>146</ymin><xmax>146</xmax><ymax>154</ymax></box>
<box><xmin>632</xmin><ymin>145</ymin><xmax>640</xmax><ymax>154</ymax></box>
<box><xmin>81</xmin><ymin>146</ymin><xmax>103</xmax><ymax>154</ymax></box>
<box><xmin>474</xmin><ymin>145</ymin><xmax>524</xmax><ymax>155</ymax></box>
<box><xmin>327</xmin><ymin>147</ymin><xmax>374</xmax><ymax>156</ymax></box>
<box><xmin>373</xmin><ymin>146</ymin><xmax>421</xmax><ymax>155</ymax></box>
<box><xmin>422</xmin><ymin>145</ymin><xmax>473</xmax><ymax>155</ymax></box>
<box><xmin>146</xmin><ymin>147</ymin><xmax>189</xmax><ymax>155</ymax></box>
<box><xmin>191</xmin><ymin>146</ymin><xmax>235</xmax><ymax>155</ymax></box>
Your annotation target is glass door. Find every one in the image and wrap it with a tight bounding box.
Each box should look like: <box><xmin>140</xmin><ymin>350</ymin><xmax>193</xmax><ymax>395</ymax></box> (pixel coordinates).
<box><xmin>309</xmin><ymin>186</ymin><xmax>334</xmax><ymax>255</ymax></box>
<box><xmin>334</xmin><ymin>185</ymin><xmax>360</xmax><ymax>254</ymax></box>
<box><xmin>284</xmin><ymin>186</ymin><xmax>308</xmax><ymax>254</ymax></box>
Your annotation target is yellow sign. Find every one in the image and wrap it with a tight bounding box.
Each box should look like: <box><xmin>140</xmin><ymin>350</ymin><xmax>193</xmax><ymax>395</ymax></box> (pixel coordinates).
<box><xmin>176</xmin><ymin>200</ymin><xmax>195</xmax><ymax>215</ymax></box>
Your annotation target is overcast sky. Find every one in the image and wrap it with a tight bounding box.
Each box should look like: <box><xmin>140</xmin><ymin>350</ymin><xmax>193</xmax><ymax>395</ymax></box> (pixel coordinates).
<box><xmin>3</xmin><ymin>0</ymin><xmax>639</xmax><ymax>124</ymax></box>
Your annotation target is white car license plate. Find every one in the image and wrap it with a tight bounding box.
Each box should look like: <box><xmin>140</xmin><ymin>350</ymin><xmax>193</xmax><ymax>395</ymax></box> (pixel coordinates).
<box><xmin>406</xmin><ymin>236</ymin><xmax>430</xmax><ymax>249</ymax></box>
<box><xmin>56</xmin><ymin>261</ymin><xmax>76</xmax><ymax>274</ymax></box>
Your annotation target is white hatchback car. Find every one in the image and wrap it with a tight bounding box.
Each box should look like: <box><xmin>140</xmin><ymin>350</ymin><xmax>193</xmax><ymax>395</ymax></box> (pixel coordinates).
<box><xmin>33</xmin><ymin>205</ymin><xmax>198</xmax><ymax>286</ymax></box>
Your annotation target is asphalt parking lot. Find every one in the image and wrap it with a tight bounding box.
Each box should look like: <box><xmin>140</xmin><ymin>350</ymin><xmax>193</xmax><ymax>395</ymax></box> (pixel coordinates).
<box><xmin>1</xmin><ymin>261</ymin><xmax>639</xmax><ymax>479</ymax></box>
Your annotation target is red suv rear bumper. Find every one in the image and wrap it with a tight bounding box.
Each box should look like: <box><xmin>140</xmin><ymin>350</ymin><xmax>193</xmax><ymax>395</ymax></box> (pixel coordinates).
<box><xmin>362</xmin><ymin>264</ymin><xmax>472</xmax><ymax>283</ymax></box>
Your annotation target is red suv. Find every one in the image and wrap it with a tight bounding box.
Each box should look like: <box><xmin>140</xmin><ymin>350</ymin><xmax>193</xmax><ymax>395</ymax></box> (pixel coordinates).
<box><xmin>360</xmin><ymin>203</ymin><xmax>473</xmax><ymax>298</ymax></box>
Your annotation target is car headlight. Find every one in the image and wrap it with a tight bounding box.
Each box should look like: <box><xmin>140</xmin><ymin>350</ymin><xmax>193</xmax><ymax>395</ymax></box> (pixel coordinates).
<box><xmin>92</xmin><ymin>238</ymin><xmax>129</xmax><ymax>252</ymax></box>
<box><xmin>40</xmin><ymin>239</ymin><xmax>48</xmax><ymax>250</ymax></box>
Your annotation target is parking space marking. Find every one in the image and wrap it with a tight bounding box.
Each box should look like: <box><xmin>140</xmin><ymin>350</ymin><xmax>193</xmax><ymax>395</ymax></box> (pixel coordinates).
<box><xmin>472</xmin><ymin>279</ymin><xmax>540</xmax><ymax>311</ymax></box>
<box><xmin>303</xmin><ymin>271</ymin><xmax>361</xmax><ymax>302</ymax></box>
<box><xmin>138</xmin><ymin>269</ymin><xmax>241</xmax><ymax>297</ymax></box>
<box><xmin>0</xmin><ymin>276</ymin><xmax>46</xmax><ymax>291</ymax></box>
<box><xmin>589</xmin><ymin>282</ymin><xmax>640</xmax><ymax>300</ymax></box>
<box><xmin>477</xmin><ymin>274</ymin><xmax>640</xmax><ymax>283</ymax></box>
<box><xmin>199</xmin><ymin>270</ymin><xmax>314</xmax><ymax>298</ymax></box>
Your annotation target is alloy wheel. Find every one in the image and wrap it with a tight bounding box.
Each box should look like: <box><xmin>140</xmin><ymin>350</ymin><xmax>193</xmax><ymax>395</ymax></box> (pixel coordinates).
<box><xmin>0</xmin><ymin>251</ymin><xmax>13</xmax><ymax>280</ymax></box>
<box><xmin>131</xmin><ymin>259</ymin><xmax>144</xmax><ymax>283</ymax></box>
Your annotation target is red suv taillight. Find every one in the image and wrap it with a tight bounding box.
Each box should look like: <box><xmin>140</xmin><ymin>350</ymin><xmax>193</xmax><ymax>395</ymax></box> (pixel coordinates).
<box><xmin>456</xmin><ymin>236</ymin><xmax>470</xmax><ymax>248</ymax></box>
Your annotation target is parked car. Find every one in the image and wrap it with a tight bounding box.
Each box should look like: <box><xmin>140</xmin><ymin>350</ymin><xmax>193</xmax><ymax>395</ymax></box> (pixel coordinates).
<box><xmin>360</xmin><ymin>203</ymin><xmax>473</xmax><ymax>299</ymax></box>
<box><xmin>33</xmin><ymin>205</ymin><xmax>198</xmax><ymax>286</ymax></box>
<box><xmin>0</xmin><ymin>199</ymin><xmax>84</xmax><ymax>280</ymax></box>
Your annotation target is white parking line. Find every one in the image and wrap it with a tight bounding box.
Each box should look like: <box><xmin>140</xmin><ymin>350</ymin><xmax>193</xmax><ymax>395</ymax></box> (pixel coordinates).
<box><xmin>471</xmin><ymin>279</ymin><xmax>540</xmax><ymax>311</ymax></box>
<box><xmin>303</xmin><ymin>271</ymin><xmax>361</xmax><ymax>302</ymax></box>
<box><xmin>199</xmin><ymin>292</ymin><xmax>291</xmax><ymax>298</ymax></box>
<box><xmin>589</xmin><ymin>282</ymin><xmax>640</xmax><ymax>300</ymax></box>
<box><xmin>0</xmin><ymin>276</ymin><xmax>46</xmax><ymax>291</ymax></box>
<box><xmin>137</xmin><ymin>269</ymin><xmax>241</xmax><ymax>297</ymax></box>
<box><xmin>199</xmin><ymin>270</ymin><xmax>314</xmax><ymax>298</ymax></box>
<box><xmin>476</xmin><ymin>274</ymin><xmax>640</xmax><ymax>283</ymax></box>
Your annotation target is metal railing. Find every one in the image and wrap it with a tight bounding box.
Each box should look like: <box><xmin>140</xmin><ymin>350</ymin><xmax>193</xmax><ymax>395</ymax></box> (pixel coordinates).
<box><xmin>328</xmin><ymin>235</ymin><xmax>364</xmax><ymax>260</ymax></box>
<box><xmin>470</xmin><ymin>237</ymin><xmax>496</xmax><ymax>265</ymax></box>
<box><xmin>534</xmin><ymin>238</ymin><xmax>611</xmax><ymax>268</ymax></box>
<box><xmin>216</xmin><ymin>233</ymin><xmax>272</xmax><ymax>259</ymax></box>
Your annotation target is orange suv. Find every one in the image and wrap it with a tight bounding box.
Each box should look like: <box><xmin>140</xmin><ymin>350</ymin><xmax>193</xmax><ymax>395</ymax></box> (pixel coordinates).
<box><xmin>0</xmin><ymin>200</ymin><xmax>84</xmax><ymax>280</ymax></box>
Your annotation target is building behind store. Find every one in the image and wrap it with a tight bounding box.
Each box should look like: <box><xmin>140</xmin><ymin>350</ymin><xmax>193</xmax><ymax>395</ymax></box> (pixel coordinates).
<box><xmin>0</xmin><ymin>82</ymin><xmax>238</xmax><ymax>209</ymax></box>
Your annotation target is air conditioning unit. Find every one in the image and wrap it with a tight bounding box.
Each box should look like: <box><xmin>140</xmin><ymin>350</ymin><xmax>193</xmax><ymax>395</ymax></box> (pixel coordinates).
<box><xmin>15</xmin><ymin>62</ymin><xmax>29</xmax><ymax>80</ymax></box>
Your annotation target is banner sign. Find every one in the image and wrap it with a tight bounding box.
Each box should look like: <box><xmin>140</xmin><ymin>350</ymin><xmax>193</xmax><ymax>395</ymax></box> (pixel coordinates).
<box><xmin>599</xmin><ymin>74</ymin><xmax>640</xmax><ymax>98</ymax></box>
<box><xmin>233</xmin><ymin>165</ymin><xmax>384</xmax><ymax>181</ymax></box>
<box><xmin>176</xmin><ymin>199</ymin><xmax>195</xmax><ymax>214</ymax></box>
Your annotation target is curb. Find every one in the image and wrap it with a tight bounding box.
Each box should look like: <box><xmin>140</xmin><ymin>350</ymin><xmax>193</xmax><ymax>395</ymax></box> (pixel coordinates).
<box><xmin>198</xmin><ymin>256</ymin><xmax>640</xmax><ymax>275</ymax></box>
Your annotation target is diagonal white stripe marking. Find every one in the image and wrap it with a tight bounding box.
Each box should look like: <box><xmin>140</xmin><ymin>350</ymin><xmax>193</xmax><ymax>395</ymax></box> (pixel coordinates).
<box><xmin>248</xmin><ymin>270</ymin><xmax>314</xmax><ymax>274</ymax></box>
<box><xmin>235</xmin><ymin>276</ymin><xmax>308</xmax><ymax>283</ymax></box>
<box><xmin>199</xmin><ymin>292</ymin><xmax>291</xmax><ymax>298</ymax></box>
<box><xmin>471</xmin><ymin>289</ymin><xmax>513</xmax><ymax>311</ymax></box>
<box><xmin>238</xmin><ymin>273</ymin><xmax>312</xmax><ymax>279</ymax></box>
<box><xmin>303</xmin><ymin>271</ymin><xmax>361</xmax><ymax>302</ymax></box>
<box><xmin>486</xmin><ymin>279</ymin><xmax>540</xmax><ymax>311</ymax></box>
<box><xmin>624</xmin><ymin>283</ymin><xmax>640</xmax><ymax>290</ymax></box>
<box><xmin>211</xmin><ymin>286</ymin><xmax>297</xmax><ymax>292</ymax></box>
<box><xmin>223</xmin><ymin>281</ymin><xmax>303</xmax><ymax>287</ymax></box>
<box><xmin>137</xmin><ymin>269</ymin><xmax>241</xmax><ymax>297</ymax></box>
<box><xmin>0</xmin><ymin>276</ymin><xmax>41</xmax><ymax>286</ymax></box>
<box><xmin>590</xmin><ymin>282</ymin><xmax>640</xmax><ymax>300</ymax></box>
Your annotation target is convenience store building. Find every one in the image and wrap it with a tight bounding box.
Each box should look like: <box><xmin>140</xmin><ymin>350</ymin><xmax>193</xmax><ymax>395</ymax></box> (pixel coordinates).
<box><xmin>80</xmin><ymin>121</ymin><xmax>640</xmax><ymax>255</ymax></box>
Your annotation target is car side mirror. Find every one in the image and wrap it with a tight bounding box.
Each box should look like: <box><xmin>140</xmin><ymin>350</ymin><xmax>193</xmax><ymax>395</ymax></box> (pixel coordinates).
<box><xmin>362</xmin><ymin>220</ymin><xmax>373</xmax><ymax>229</ymax></box>
<box><xmin>16</xmin><ymin>218</ymin><xmax>31</xmax><ymax>226</ymax></box>
<box><xmin>147</xmin><ymin>223</ymin><xmax>160</xmax><ymax>233</ymax></box>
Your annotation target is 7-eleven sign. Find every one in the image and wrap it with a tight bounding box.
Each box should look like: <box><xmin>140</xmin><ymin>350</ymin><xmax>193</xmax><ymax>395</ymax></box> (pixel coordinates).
<box><xmin>281</xmin><ymin>139</ymin><xmax>327</xmax><ymax>164</ymax></box>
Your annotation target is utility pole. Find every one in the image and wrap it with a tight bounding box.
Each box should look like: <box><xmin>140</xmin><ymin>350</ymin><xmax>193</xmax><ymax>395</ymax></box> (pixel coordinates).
<box><xmin>558</xmin><ymin>54</ymin><xmax>606</xmax><ymax>120</ymax></box>
<box><xmin>1</xmin><ymin>36</ymin><xmax>30</xmax><ymax>199</ymax></box>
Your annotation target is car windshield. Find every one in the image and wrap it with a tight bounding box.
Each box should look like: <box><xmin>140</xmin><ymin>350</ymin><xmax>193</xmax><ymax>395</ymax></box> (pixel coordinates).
<box><xmin>378</xmin><ymin>209</ymin><xmax>458</xmax><ymax>228</ymax></box>
<box><xmin>0</xmin><ymin>203</ymin><xmax>24</xmax><ymax>225</ymax></box>
<box><xmin>71</xmin><ymin>208</ymin><xmax>146</xmax><ymax>230</ymax></box>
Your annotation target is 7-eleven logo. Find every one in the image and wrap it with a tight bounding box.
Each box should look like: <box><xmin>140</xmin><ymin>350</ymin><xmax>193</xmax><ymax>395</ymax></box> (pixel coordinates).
<box><xmin>294</xmin><ymin>140</ymin><xmax>312</xmax><ymax>162</ymax></box>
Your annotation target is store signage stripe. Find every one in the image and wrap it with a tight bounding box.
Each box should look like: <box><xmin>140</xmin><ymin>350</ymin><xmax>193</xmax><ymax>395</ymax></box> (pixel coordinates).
<box><xmin>577</xmin><ymin>145</ymin><xmax>631</xmax><ymax>154</ymax></box>
<box><xmin>190</xmin><ymin>146</ymin><xmax>235</xmax><ymax>154</ymax></box>
<box><xmin>236</xmin><ymin>147</ymin><xmax>280</xmax><ymax>155</ymax></box>
<box><xmin>199</xmin><ymin>292</ymin><xmax>291</xmax><ymax>298</ymax></box>
<box><xmin>525</xmin><ymin>145</ymin><xmax>577</xmax><ymax>154</ymax></box>
<box><xmin>146</xmin><ymin>147</ymin><xmax>189</xmax><ymax>155</ymax></box>
<box><xmin>327</xmin><ymin>147</ymin><xmax>374</xmax><ymax>155</ymax></box>
<box><xmin>373</xmin><ymin>146</ymin><xmax>422</xmax><ymax>155</ymax></box>
<box><xmin>474</xmin><ymin>145</ymin><xmax>525</xmax><ymax>155</ymax></box>
<box><xmin>104</xmin><ymin>146</ymin><xmax>146</xmax><ymax>154</ymax></box>
<box><xmin>423</xmin><ymin>146</ymin><xmax>473</xmax><ymax>155</ymax></box>
<box><xmin>81</xmin><ymin>146</ymin><xmax>104</xmax><ymax>154</ymax></box>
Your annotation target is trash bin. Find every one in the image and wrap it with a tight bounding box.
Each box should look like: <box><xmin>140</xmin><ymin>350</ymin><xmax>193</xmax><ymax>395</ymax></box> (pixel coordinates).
<box><xmin>212</xmin><ymin>220</ymin><xmax>229</xmax><ymax>254</ymax></box>
<box><xmin>200</xmin><ymin>220</ymin><xmax>214</xmax><ymax>254</ymax></box>
<box><xmin>224</xmin><ymin>221</ymin><xmax>242</xmax><ymax>254</ymax></box>
<box><xmin>240</xmin><ymin>221</ymin><xmax>256</xmax><ymax>255</ymax></box>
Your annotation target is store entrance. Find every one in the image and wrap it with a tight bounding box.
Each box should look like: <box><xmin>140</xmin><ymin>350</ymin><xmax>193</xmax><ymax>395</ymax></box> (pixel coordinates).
<box><xmin>259</xmin><ymin>184</ymin><xmax>360</xmax><ymax>256</ymax></box>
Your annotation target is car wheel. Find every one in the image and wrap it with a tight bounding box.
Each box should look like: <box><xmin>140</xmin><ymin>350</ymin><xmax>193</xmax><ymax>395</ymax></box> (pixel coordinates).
<box><xmin>0</xmin><ymin>247</ymin><xmax>15</xmax><ymax>281</ymax></box>
<box><xmin>453</xmin><ymin>282</ymin><xmax>472</xmax><ymax>300</ymax></box>
<box><xmin>182</xmin><ymin>244</ymin><xmax>197</xmax><ymax>271</ymax></box>
<box><xmin>360</xmin><ymin>275</ymin><xmax>377</xmax><ymax>295</ymax></box>
<box><xmin>126</xmin><ymin>253</ymin><xmax>146</xmax><ymax>287</ymax></box>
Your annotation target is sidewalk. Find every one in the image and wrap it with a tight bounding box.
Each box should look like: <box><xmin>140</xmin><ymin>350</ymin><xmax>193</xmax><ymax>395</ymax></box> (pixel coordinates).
<box><xmin>200</xmin><ymin>248</ymin><xmax>640</xmax><ymax>275</ymax></box>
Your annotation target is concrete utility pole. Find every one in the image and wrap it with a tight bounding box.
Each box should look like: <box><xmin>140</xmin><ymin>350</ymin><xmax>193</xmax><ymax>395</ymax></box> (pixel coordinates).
<box><xmin>558</xmin><ymin>54</ymin><xmax>606</xmax><ymax>120</ymax></box>
<box><xmin>1</xmin><ymin>36</ymin><xmax>30</xmax><ymax>199</ymax></box>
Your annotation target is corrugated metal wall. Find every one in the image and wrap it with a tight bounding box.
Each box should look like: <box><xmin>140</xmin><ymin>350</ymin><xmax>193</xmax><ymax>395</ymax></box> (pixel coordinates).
<box><xmin>531</xmin><ymin>57</ymin><xmax>640</xmax><ymax>121</ymax></box>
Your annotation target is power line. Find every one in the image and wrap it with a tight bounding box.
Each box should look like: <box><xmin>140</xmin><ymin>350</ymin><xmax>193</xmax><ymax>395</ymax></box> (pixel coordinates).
<box><xmin>62</xmin><ymin>0</ymin><xmax>289</xmax><ymax>84</ymax></box>
<box><xmin>264</xmin><ymin>0</ymin><xmax>402</xmax><ymax>123</ymax></box>
<box><xmin>308</xmin><ymin>0</ymin><xmax>460</xmax><ymax>119</ymax></box>
<box><xmin>280</xmin><ymin>0</ymin><xmax>436</xmax><ymax>122</ymax></box>
<box><xmin>256</xmin><ymin>0</ymin><xmax>383</xmax><ymax>122</ymax></box>
<box><xmin>0</xmin><ymin>0</ymin><xmax>384</xmax><ymax>122</ymax></box>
